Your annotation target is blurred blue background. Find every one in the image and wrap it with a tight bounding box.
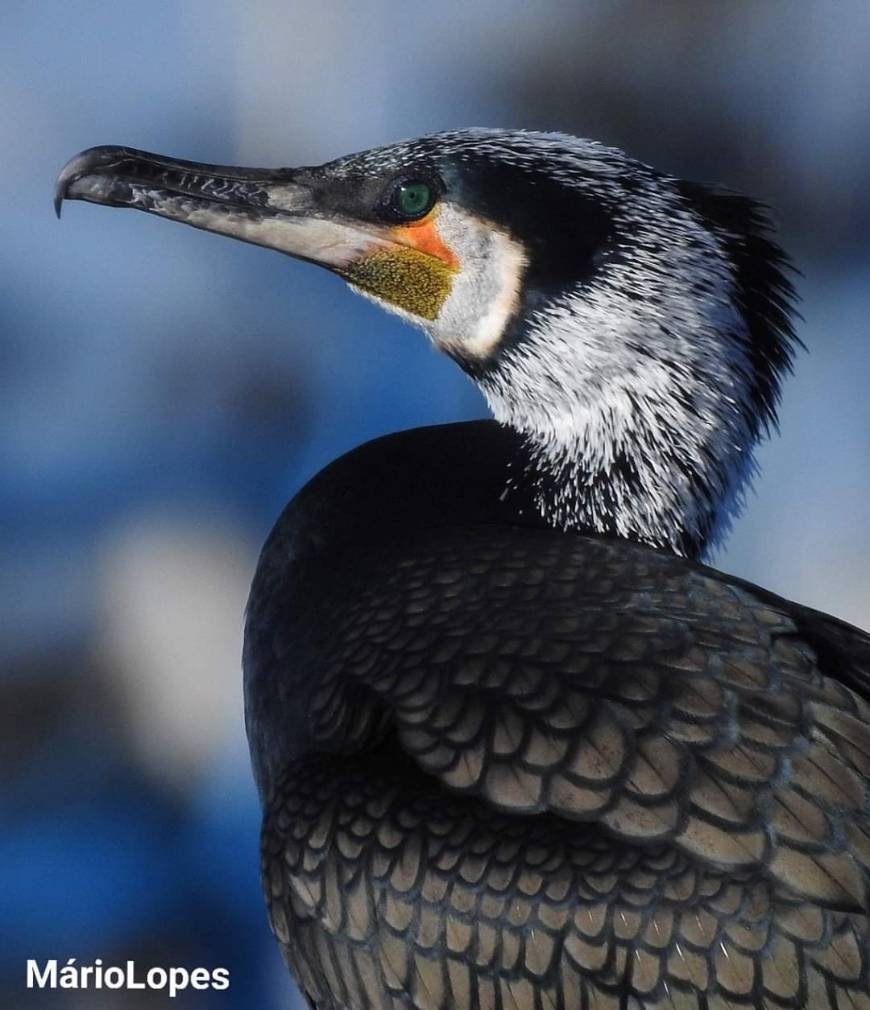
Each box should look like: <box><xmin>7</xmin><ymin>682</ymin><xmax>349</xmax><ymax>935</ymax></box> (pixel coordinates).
<box><xmin>3</xmin><ymin>1</ymin><xmax>869</xmax><ymax>1007</ymax></box>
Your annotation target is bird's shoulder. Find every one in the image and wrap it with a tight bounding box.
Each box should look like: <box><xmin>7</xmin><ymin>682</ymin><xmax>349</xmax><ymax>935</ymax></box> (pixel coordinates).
<box><xmin>251</xmin><ymin>499</ymin><xmax>870</xmax><ymax>899</ymax></box>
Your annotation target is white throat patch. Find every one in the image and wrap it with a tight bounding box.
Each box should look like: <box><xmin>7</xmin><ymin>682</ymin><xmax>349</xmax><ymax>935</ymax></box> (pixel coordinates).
<box><xmin>422</xmin><ymin>204</ymin><xmax>528</xmax><ymax>360</ymax></box>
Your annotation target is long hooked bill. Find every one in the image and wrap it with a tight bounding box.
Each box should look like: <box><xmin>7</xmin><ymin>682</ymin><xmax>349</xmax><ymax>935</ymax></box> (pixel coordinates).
<box><xmin>55</xmin><ymin>145</ymin><xmax>393</xmax><ymax>269</ymax></box>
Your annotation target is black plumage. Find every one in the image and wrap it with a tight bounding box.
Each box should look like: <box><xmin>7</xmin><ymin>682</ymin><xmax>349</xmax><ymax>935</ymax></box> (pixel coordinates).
<box><xmin>56</xmin><ymin>130</ymin><xmax>870</xmax><ymax>1009</ymax></box>
<box><xmin>247</xmin><ymin>422</ymin><xmax>870</xmax><ymax>1010</ymax></box>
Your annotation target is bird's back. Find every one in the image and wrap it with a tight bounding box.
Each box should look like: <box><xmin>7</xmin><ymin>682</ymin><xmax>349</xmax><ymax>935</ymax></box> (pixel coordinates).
<box><xmin>245</xmin><ymin>426</ymin><xmax>870</xmax><ymax>1010</ymax></box>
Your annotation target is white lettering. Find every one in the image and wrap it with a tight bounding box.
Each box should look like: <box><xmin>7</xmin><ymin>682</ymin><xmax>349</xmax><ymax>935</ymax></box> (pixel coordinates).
<box><xmin>190</xmin><ymin>967</ymin><xmax>210</xmax><ymax>990</ymax></box>
<box><xmin>59</xmin><ymin>958</ymin><xmax>79</xmax><ymax>989</ymax></box>
<box><xmin>147</xmin><ymin>967</ymin><xmax>168</xmax><ymax>989</ymax></box>
<box><xmin>25</xmin><ymin>958</ymin><xmax>229</xmax><ymax>993</ymax></box>
<box><xmin>127</xmin><ymin>959</ymin><xmax>146</xmax><ymax>989</ymax></box>
<box><xmin>27</xmin><ymin>960</ymin><xmax>57</xmax><ymax>988</ymax></box>
<box><xmin>104</xmin><ymin>967</ymin><xmax>125</xmax><ymax>989</ymax></box>
<box><xmin>169</xmin><ymin>967</ymin><xmax>190</xmax><ymax>997</ymax></box>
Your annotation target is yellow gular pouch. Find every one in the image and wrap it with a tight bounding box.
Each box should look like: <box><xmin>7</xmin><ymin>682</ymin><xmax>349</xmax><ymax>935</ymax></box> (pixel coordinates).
<box><xmin>340</xmin><ymin>247</ymin><xmax>457</xmax><ymax>322</ymax></box>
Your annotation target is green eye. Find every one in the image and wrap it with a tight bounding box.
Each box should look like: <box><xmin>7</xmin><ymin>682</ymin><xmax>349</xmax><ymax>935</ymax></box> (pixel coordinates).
<box><xmin>391</xmin><ymin>180</ymin><xmax>434</xmax><ymax>220</ymax></box>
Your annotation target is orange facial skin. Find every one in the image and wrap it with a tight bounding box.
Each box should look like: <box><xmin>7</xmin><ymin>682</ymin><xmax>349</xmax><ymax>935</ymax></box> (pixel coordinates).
<box><xmin>339</xmin><ymin>206</ymin><xmax>460</xmax><ymax>321</ymax></box>
<box><xmin>390</xmin><ymin>208</ymin><xmax>459</xmax><ymax>271</ymax></box>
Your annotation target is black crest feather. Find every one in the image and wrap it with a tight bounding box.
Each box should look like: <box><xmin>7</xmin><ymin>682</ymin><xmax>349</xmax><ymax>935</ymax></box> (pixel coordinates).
<box><xmin>677</xmin><ymin>181</ymin><xmax>802</xmax><ymax>435</ymax></box>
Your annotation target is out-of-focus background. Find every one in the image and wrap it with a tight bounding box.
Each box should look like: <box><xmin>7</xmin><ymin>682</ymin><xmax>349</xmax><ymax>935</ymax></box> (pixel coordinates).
<box><xmin>3</xmin><ymin>1</ymin><xmax>869</xmax><ymax>1007</ymax></box>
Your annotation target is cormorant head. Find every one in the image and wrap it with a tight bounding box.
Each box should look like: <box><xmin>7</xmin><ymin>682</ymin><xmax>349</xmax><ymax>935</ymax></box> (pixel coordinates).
<box><xmin>56</xmin><ymin>129</ymin><xmax>798</xmax><ymax>558</ymax></box>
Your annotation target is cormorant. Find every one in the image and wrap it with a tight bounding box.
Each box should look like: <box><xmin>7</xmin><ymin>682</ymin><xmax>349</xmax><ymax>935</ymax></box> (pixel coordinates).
<box><xmin>57</xmin><ymin>131</ymin><xmax>870</xmax><ymax>1009</ymax></box>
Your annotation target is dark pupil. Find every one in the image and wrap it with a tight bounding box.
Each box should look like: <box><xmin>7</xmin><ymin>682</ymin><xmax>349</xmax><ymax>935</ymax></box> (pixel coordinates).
<box><xmin>397</xmin><ymin>182</ymin><xmax>431</xmax><ymax>217</ymax></box>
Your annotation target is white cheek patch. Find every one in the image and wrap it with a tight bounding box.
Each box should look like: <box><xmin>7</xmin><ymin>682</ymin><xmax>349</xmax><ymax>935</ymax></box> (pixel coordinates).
<box><xmin>428</xmin><ymin>206</ymin><xmax>528</xmax><ymax>360</ymax></box>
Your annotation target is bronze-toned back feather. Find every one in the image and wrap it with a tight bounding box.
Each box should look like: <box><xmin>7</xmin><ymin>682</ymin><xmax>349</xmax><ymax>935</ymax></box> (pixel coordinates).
<box><xmin>254</xmin><ymin>523</ymin><xmax>870</xmax><ymax>1010</ymax></box>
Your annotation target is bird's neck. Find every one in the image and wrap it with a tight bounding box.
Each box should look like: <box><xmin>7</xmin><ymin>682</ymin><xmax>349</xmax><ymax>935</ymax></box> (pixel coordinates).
<box><xmin>484</xmin><ymin>342</ymin><xmax>759</xmax><ymax>561</ymax></box>
<box><xmin>508</xmin><ymin>427</ymin><xmax>748</xmax><ymax>561</ymax></box>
